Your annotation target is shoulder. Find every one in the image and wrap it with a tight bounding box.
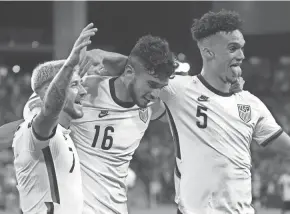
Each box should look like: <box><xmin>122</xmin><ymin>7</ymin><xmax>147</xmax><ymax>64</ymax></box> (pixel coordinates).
<box><xmin>235</xmin><ymin>90</ymin><xmax>264</xmax><ymax>106</ymax></box>
<box><xmin>166</xmin><ymin>75</ymin><xmax>194</xmax><ymax>93</ymax></box>
<box><xmin>82</xmin><ymin>75</ymin><xmax>110</xmax><ymax>96</ymax></box>
<box><xmin>12</xmin><ymin>120</ymin><xmax>33</xmax><ymax>150</ymax></box>
<box><xmin>23</xmin><ymin>93</ymin><xmax>42</xmax><ymax>120</ymax></box>
<box><xmin>169</xmin><ymin>75</ymin><xmax>194</xmax><ymax>85</ymax></box>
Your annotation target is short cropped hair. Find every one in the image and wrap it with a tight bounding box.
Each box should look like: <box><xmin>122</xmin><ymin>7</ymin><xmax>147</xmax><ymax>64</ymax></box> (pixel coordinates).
<box><xmin>31</xmin><ymin>60</ymin><xmax>66</xmax><ymax>92</ymax></box>
<box><xmin>129</xmin><ymin>35</ymin><xmax>175</xmax><ymax>79</ymax></box>
<box><xmin>191</xmin><ymin>10</ymin><xmax>243</xmax><ymax>41</ymax></box>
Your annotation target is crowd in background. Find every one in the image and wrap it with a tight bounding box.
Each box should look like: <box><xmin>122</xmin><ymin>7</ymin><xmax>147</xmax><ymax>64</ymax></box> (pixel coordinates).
<box><xmin>0</xmin><ymin>55</ymin><xmax>290</xmax><ymax>213</ymax></box>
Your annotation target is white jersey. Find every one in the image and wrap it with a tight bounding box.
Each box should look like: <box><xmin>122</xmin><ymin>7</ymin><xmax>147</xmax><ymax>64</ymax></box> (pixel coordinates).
<box><xmin>70</xmin><ymin>76</ymin><xmax>160</xmax><ymax>214</ymax></box>
<box><xmin>160</xmin><ymin>74</ymin><xmax>282</xmax><ymax>214</ymax></box>
<box><xmin>279</xmin><ymin>174</ymin><xmax>290</xmax><ymax>201</ymax></box>
<box><xmin>23</xmin><ymin>76</ymin><xmax>164</xmax><ymax>214</ymax></box>
<box><xmin>13</xmin><ymin>117</ymin><xmax>83</xmax><ymax>214</ymax></box>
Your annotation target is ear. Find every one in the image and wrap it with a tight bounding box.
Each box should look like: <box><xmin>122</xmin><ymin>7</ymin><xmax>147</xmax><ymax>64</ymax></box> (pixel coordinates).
<box><xmin>123</xmin><ymin>65</ymin><xmax>135</xmax><ymax>77</ymax></box>
<box><xmin>203</xmin><ymin>47</ymin><xmax>215</xmax><ymax>59</ymax></box>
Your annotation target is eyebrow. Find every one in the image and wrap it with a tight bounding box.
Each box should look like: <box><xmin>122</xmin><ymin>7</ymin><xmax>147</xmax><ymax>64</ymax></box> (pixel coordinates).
<box><xmin>71</xmin><ymin>79</ymin><xmax>81</xmax><ymax>84</ymax></box>
<box><xmin>228</xmin><ymin>41</ymin><xmax>246</xmax><ymax>47</ymax></box>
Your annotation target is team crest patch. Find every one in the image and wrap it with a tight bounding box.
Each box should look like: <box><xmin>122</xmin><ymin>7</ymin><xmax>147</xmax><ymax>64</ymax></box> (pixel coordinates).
<box><xmin>237</xmin><ymin>104</ymin><xmax>251</xmax><ymax>123</ymax></box>
<box><xmin>139</xmin><ymin>108</ymin><xmax>149</xmax><ymax>123</ymax></box>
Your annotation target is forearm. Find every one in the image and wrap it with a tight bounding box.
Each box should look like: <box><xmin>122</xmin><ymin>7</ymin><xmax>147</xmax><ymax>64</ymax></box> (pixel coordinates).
<box><xmin>42</xmin><ymin>63</ymin><xmax>74</xmax><ymax>118</ymax></box>
<box><xmin>267</xmin><ymin>131</ymin><xmax>290</xmax><ymax>157</ymax></box>
<box><xmin>86</xmin><ymin>49</ymin><xmax>127</xmax><ymax>76</ymax></box>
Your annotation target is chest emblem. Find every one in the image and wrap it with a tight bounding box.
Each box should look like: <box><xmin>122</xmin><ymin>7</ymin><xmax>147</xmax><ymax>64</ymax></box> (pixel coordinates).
<box><xmin>139</xmin><ymin>108</ymin><xmax>149</xmax><ymax>123</ymax></box>
<box><xmin>237</xmin><ymin>104</ymin><xmax>251</xmax><ymax>123</ymax></box>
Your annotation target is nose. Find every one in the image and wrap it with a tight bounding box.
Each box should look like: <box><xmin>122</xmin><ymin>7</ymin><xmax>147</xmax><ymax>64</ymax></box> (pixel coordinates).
<box><xmin>79</xmin><ymin>84</ymin><xmax>87</xmax><ymax>97</ymax></box>
<box><xmin>237</xmin><ymin>49</ymin><xmax>245</xmax><ymax>61</ymax></box>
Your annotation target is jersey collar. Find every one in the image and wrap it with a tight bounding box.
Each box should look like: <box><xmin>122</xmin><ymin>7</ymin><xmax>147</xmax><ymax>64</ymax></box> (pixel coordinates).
<box><xmin>109</xmin><ymin>77</ymin><xmax>135</xmax><ymax>108</ymax></box>
<box><xmin>58</xmin><ymin>124</ymin><xmax>71</xmax><ymax>135</ymax></box>
<box><xmin>197</xmin><ymin>74</ymin><xmax>233</xmax><ymax>97</ymax></box>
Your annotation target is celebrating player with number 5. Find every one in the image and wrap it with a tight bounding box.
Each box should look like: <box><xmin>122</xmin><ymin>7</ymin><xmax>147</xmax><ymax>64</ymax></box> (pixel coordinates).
<box><xmin>13</xmin><ymin>23</ymin><xmax>97</xmax><ymax>214</ymax></box>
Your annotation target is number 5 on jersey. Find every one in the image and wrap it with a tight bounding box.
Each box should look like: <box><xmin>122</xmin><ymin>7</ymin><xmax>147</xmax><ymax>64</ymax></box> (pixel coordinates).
<box><xmin>196</xmin><ymin>105</ymin><xmax>208</xmax><ymax>129</ymax></box>
<box><xmin>91</xmin><ymin>125</ymin><xmax>114</xmax><ymax>150</ymax></box>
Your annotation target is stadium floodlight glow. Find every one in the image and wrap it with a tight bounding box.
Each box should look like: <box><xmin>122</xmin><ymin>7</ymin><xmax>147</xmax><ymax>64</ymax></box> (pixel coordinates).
<box><xmin>175</xmin><ymin>61</ymin><xmax>190</xmax><ymax>73</ymax></box>
<box><xmin>12</xmin><ymin>65</ymin><xmax>20</xmax><ymax>73</ymax></box>
<box><xmin>0</xmin><ymin>66</ymin><xmax>8</xmax><ymax>76</ymax></box>
<box><xmin>32</xmin><ymin>41</ymin><xmax>39</xmax><ymax>48</ymax></box>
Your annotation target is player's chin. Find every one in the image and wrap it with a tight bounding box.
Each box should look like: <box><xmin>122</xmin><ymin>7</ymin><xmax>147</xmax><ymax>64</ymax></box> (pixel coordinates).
<box><xmin>137</xmin><ymin>99</ymin><xmax>149</xmax><ymax>108</ymax></box>
<box><xmin>71</xmin><ymin>104</ymin><xmax>84</xmax><ymax>119</ymax></box>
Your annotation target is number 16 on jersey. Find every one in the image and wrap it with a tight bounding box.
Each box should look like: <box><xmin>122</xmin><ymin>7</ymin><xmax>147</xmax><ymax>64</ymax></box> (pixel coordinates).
<box><xmin>91</xmin><ymin>125</ymin><xmax>114</xmax><ymax>150</ymax></box>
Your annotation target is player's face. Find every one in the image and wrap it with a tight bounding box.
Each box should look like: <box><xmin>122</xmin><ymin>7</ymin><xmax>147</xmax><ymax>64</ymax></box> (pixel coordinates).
<box><xmin>212</xmin><ymin>30</ymin><xmax>245</xmax><ymax>84</ymax></box>
<box><xmin>63</xmin><ymin>72</ymin><xmax>87</xmax><ymax>119</ymax></box>
<box><xmin>128</xmin><ymin>71</ymin><xmax>168</xmax><ymax>108</ymax></box>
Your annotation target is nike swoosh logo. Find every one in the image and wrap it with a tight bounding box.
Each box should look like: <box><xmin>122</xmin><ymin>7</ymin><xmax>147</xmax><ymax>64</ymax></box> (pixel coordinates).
<box><xmin>98</xmin><ymin>113</ymin><xmax>109</xmax><ymax>118</ymax></box>
<box><xmin>197</xmin><ymin>97</ymin><xmax>209</xmax><ymax>102</ymax></box>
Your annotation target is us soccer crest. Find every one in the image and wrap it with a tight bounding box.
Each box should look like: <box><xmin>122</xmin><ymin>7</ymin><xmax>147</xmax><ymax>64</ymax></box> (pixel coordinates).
<box><xmin>139</xmin><ymin>108</ymin><xmax>149</xmax><ymax>123</ymax></box>
<box><xmin>237</xmin><ymin>104</ymin><xmax>251</xmax><ymax>123</ymax></box>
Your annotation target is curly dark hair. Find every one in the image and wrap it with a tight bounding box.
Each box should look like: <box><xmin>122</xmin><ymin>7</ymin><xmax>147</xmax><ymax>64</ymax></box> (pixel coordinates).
<box><xmin>129</xmin><ymin>35</ymin><xmax>175</xmax><ymax>79</ymax></box>
<box><xmin>191</xmin><ymin>9</ymin><xmax>243</xmax><ymax>41</ymax></box>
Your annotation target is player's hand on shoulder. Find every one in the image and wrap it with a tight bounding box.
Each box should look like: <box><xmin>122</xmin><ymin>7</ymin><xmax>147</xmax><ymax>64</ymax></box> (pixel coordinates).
<box><xmin>230</xmin><ymin>77</ymin><xmax>245</xmax><ymax>93</ymax></box>
<box><xmin>80</xmin><ymin>49</ymin><xmax>127</xmax><ymax>77</ymax></box>
<box><xmin>79</xmin><ymin>51</ymin><xmax>106</xmax><ymax>77</ymax></box>
<box><xmin>66</xmin><ymin>23</ymin><xmax>98</xmax><ymax>69</ymax></box>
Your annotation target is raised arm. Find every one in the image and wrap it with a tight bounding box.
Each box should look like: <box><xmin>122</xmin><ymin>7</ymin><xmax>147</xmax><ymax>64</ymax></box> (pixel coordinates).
<box><xmin>33</xmin><ymin>23</ymin><xmax>97</xmax><ymax>139</ymax></box>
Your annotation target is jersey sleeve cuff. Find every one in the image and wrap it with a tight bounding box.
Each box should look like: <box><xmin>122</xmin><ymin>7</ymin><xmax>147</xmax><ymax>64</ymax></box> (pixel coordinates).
<box><xmin>260</xmin><ymin>128</ymin><xmax>283</xmax><ymax>147</ymax></box>
<box><xmin>151</xmin><ymin>110</ymin><xmax>166</xmax><ymax>121</ymax></box>
<box><xmin>32</xmin><ymin>125</ymin><xmax>57</xmax><ymax>141</ymax></box>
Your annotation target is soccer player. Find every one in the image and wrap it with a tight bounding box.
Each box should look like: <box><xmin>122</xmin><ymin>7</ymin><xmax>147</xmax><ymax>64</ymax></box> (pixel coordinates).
<box><xmin>161</xmin><ymin>10</ymin><xmax>290</xmax><ymax>214</ymax></box>
<box><xmin>1</xmin><ymin>25</ymin><xmax>244</xmax><ymax>214</ymax></box>
<box><xmin>71</xmin><ymin>35</ymin><xmax>175</xmax><ymax>214</ymax></box>
<box><xmin>22</xmin><ymin>35</ymin><xmax>175</xmax><ymax>214</ymax></box>
<box><xmin>12</xmin><ymin>23</ymin><xmax>97</xmax><ymax>214</ymax></box>
<box><xmin>76</xmin><ymin>10</ymin><xmax>290</xmax><ymax>214</ymax></box>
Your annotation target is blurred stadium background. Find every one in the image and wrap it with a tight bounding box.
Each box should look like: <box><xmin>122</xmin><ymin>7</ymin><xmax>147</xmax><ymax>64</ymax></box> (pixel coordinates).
<box><xmin>0</xmin><ymin>1</ymin><xmax>290</xmax><ymax>214</ymax></box>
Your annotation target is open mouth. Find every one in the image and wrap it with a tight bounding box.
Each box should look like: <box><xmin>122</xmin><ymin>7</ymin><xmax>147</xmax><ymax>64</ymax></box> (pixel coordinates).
<box><xmin>74</xmin><ymin>100</ymin><xmax>82</xmax><ymax>105</ymax></box>
<box><xmin>230</xmin><ymin>63</ymin><xmax>241</xmax><ymax>67</ymax></box>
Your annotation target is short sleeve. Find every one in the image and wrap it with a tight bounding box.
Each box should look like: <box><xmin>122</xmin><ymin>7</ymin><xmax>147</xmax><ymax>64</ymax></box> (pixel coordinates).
<box><xmin>159</xmin><ymin>75</ymin><xmax>189</xmax><ymax>103</ymax></box>
<box><xmin>13</xmin><ymin>117</ymin><xmax>57</xmax><ymax>152</ymax></box>
<box><xmin>23</xmin><ymin>93</ymin><xmax>42</xmax><ymax>120</ymax></box>
<box><xmin>253</xmin><ymin>99</ymin><xmax>283</xmax><ymax>147</ymax></box>
<box><xmin>30</xmin><ymin>121</ymin><xmax>57</xmax><ymax>151</ymax></box>
<box><xmin>150</xmin><ymin>100</ymin><xmax>166</xmax><ymax>121</ymax></box>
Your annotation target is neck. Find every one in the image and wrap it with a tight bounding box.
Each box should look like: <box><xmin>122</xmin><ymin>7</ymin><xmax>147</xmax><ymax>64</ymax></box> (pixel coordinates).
<box><xmin>114</xmin><ymin>76</ymin><xmax>133</xmax><ymax>102</ymax></box>
<box><xmin>58</xmin><ymin>112</ymin><xmax>72</xmax><ymax>129</ymax></box>
<box><xmin>201</xmin><ymin>63</ymin><xmax>230</xmax><ymax>93</ymax></box>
